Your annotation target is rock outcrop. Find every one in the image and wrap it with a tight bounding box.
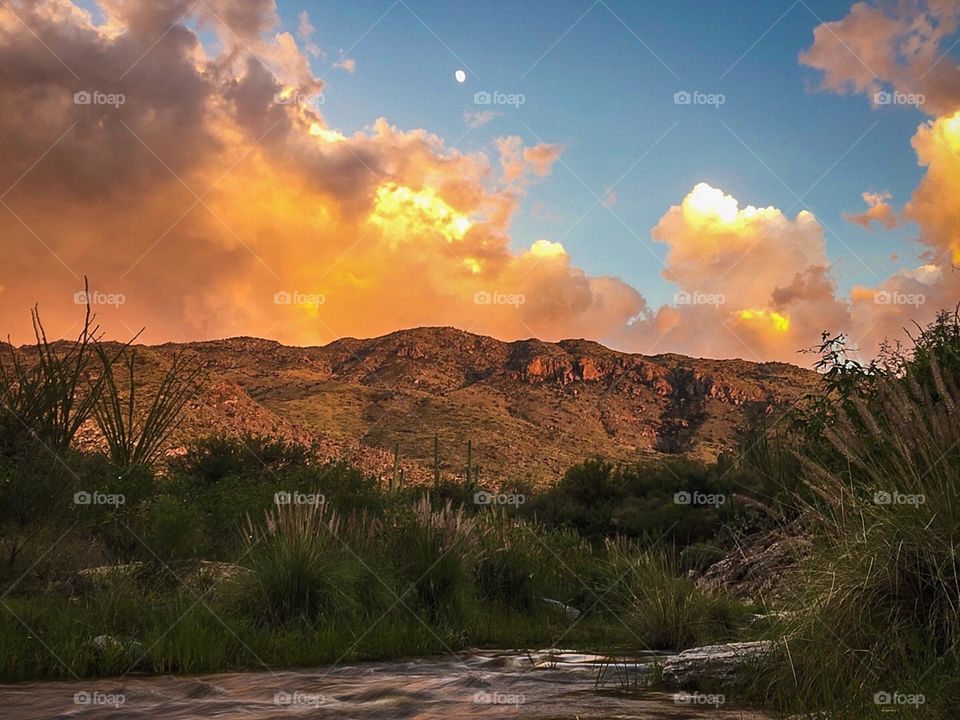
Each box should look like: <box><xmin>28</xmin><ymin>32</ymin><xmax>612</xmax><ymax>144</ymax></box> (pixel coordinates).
<box><xmin>661</xmin><ymin>641</ymin><xmax>778</xmax><ymax>689</ymax></box>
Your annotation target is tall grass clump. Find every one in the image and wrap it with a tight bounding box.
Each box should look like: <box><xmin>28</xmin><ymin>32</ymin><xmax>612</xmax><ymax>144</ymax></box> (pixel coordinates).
<box><xmin>390</xmin><ymin>497</ymin><xmax>484</xmax><ymax>624</ymax></box>
<box><xmin>762</xmin><ymin>359</ymin><xmax>960</xmax><ymax>717</ymax></box>
<box><xmin>239</xmin><ymin>502</ymin><xmax>363</xmax><ymax>626</ymax></box>
<box><xmin>605</xmin><ymin>540</ymin><xmax>748</xmax><ymax>651</ymax></box>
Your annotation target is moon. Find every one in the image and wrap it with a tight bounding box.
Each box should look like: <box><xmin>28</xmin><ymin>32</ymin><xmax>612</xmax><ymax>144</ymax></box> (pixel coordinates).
<box><xmin>454</xmin><ymin>69</ymin><xmax>466</xmax><ymax>84</ymax></box>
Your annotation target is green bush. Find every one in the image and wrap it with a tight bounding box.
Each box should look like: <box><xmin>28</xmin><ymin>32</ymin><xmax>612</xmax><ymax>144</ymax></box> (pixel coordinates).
<box><xmin>605</xmin><ymin>541</ymin><xmax>748</xmax><ymax>651</ymax></box>
<box><xmin>238</xmin><ymin>502</ymin><xmax>363</xmax><ymax>626</ymax></box>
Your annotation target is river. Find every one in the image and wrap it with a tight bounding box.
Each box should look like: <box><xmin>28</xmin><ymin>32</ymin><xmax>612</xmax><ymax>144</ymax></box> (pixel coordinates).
<box><xmin>0</xmin><ymin>651</ymin><xmax>769</xmax><ymax>719</ymax></box>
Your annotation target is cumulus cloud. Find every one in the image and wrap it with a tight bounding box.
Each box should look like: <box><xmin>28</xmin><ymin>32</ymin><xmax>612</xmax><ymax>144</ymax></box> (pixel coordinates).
<box><xmin>800</xmin><ymin>0</ymin><xmax>960</xmax><ymax>116</ymax></box>
<box><xmin>799</xmin><ymin>1</ymin><xmax>960</xmax><ymax>358</ymax></box>
<box><xmin>1</xmin><ymin>0</ymin><xmax>956</xmax><ymax>369</ymax></box>
<box><xmin>614</xmin><ymin>183</ymin><xmax>851</xmax><ymax>362</ymax></box>
<box><xmin>844</xmin><ymin>190</ymin><xmax>899</xmax><ymax>229</ymax></box>
<box><xmin>0</xmin><ymin>0</ymin><xmax>640</xmax><ymax>348</ymax></box>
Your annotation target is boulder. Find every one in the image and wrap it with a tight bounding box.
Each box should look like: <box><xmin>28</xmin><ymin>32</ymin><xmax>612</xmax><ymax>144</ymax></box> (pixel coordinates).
<box><xmin>661</xmin><ymin>641</ymin><xmax>777</xmax><ymax>689</ymax></box>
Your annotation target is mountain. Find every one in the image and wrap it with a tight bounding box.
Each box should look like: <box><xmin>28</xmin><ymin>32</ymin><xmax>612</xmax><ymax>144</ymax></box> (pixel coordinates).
<box><xmin>71</xmin><ymin>327</ymin><xmax>819</xmax><ymax>485</ymax></box>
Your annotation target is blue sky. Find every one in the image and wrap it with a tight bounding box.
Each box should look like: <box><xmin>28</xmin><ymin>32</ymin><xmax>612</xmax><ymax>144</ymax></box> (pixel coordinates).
<box><xmin>267</xmin><ymin>0</ymin><xmax>935</xmax><ymax>308</ymax></box>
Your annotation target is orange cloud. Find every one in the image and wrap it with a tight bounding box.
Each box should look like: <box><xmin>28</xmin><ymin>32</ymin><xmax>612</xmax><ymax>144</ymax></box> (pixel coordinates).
<box><xmin>0</xmin><ymin>0</ymin><xmax>640</xmax><ymax>350</ymax></box>
<box><xmin>614</xmin><ymin>183</ymin><xmax>851</xmax><ymax>362</ymax></box>
<box><xmin>800</xmin><ymin>0</ymin><xmax>960</xmax><ymax>116</ymax></box>
<box><xmin>844</xmin><ymin>191</ymin><xmax>898</xmax><ymax>229</ymax></box>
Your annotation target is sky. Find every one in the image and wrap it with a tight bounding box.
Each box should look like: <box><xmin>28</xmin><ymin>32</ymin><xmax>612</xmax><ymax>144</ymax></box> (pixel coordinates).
<box><xmin>2</xmin><ymin>0</ymin><xmax>960</xmax><ymax>366</ymax></box>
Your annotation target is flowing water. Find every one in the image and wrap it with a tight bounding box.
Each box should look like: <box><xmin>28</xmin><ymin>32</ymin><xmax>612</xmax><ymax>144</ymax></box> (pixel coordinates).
<box><xmin>0</xmin><ymin>651</ymin><xmax>769</xmax><ymax>719</ymax></box>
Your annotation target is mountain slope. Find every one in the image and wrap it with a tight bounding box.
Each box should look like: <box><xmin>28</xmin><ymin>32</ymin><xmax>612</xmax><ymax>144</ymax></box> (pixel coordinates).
<box><xmin>78</xmin><ymin>327</ymin><xmax>817</xmax><ymax>485</ymax></box>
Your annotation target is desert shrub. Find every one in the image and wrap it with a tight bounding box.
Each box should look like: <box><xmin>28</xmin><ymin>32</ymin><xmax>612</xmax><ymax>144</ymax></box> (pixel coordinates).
<box><xmin>474</xmin><ymin>511</ymin><xmax>540</xmax><ymax>610</ymax></box>
<box><xmin>604</xmin><ymin>541</ymin><xmax>749</xmax><ymax>651</ymax></box>
<box><xmin>0</xmin><ymin>298</ymin><xmax>104</xmax><ymax>455</ymax></box>
<box><xmin>388</xmin><ymin>497</ymin><xmax>483</xmax><ymax>624</ymax></box>
<box><xmin>530</xmin><ymin>456</ymin><xmax>748</xmax><ymax>546</ymax></box>
<box><xmin>238</xmin><ymin>502</ymin><xmax>362</xmax><ymax>626</ymax></box>
<box><xmin>93</xmin><ymin>346</ymin><xmax>202</xmax><ymax>470</ymax></box>
<box><xmin>756</xmin><ymin>359</ymin><xmax>960</xmax><ymax>717</ymax></box>
<box><xmin>171</xmin><ymin>434</ymin><xmax>316</xmax><ymax>485</ymax></box>
<box><xmin>142</xmin><ymin>495</ymin><xmax>203</xmax><ymax>562</ymax></box>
